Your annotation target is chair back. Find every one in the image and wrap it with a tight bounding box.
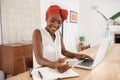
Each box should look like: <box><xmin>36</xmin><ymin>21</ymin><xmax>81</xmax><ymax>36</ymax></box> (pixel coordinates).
<box><xmin>23</xmin><ymin>55</ymin><xmax>33</xmax><ymax>71</ymax></box>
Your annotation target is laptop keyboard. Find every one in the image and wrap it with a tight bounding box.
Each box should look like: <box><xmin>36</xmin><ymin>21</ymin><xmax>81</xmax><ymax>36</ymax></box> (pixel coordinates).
<box><xmin>78</xmin><ymin>59</ymin><xmax>94</xmax><ymax>67</ymax></box>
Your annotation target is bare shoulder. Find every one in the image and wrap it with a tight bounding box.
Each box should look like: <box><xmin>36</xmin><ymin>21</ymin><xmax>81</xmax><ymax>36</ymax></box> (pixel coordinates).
<box><xmin>33</xmin><ymin>29</ymin><xmax>40</xmax><ymax>34</ymax></box>
<box><xmin>32</xmin><ymin>29</ymin><xmax>42</xmax><ymax>41</ymax></box>
<box><xmin>33</xmin><ymin>29</ymin><xmax>42</xmax><ymax>36</ymax></box>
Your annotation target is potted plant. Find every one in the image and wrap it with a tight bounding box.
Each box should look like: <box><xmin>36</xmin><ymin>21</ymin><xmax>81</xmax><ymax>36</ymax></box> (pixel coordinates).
<box><xmin>97</xmin><ymin>11</ymin><xmax>120</xmax><ymax>26</ymax></box>
<box><xmin>79</xmin><ymin>36</ymin><xmax>85</xmax><ymax>45</ymax></box>
<box><xmin>96</xmin><ymin>10</ymin><xmax>120</xmax><ymax>38</ymax></box>
<box><xmin>77</xmin><ymin>36</ymin><xmax>85</xmax><ymax>51</ymax></box>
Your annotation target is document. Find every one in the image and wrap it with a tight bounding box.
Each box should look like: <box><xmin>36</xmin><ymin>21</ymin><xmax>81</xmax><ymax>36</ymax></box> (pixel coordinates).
<box><xmin>64</xmin><ymin>58</ymin><xmax>79</xmax><ymax>66</ymax></box>
<box><xmin>31</xmin><ymin>67</ymin><xmax>79</xmax><ymax>80</ymax></box>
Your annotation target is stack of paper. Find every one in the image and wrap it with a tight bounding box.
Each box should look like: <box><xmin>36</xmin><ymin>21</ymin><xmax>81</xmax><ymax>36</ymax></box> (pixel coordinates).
<box><xmin>31</xmin><ymin>67</ymin><xmax>79</xmax><ymax>80</ymax></box>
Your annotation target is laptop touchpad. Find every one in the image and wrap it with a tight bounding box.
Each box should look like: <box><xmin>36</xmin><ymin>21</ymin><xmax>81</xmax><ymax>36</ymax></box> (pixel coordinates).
<box><xmin>78</xmin><ymin>59</ymin><xmax>94</xmax><ymax>67</ymax></box>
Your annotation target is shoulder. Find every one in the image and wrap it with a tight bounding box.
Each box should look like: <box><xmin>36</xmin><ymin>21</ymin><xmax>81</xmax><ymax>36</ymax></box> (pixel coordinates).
<box><xmin>33</xmin><ymin>29</ymin><xmax>40</xmax><ymax>33</ymax></box>
<box><xmin>33</xmin><ymin>29</ymin><xmax>42</xmax><ymax>36</ymax></box>
<box><xmin>33</xmin><ymin>29</ymin><xmax>42</xmax><ymax>40</ymax></box>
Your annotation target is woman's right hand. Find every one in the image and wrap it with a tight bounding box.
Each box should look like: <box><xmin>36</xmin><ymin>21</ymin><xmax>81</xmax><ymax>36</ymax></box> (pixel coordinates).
<box><xmin>57</xmin><ymin>63</ymin><xmax>71</xmax><ymax>73</ymax></box>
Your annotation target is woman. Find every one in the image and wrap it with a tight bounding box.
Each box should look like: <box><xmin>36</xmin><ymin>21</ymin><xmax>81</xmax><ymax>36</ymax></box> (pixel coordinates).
<box><xmin>32</xmin><ymin>5</ymin><xmax>93</xmax><ymax>73</ymax></box>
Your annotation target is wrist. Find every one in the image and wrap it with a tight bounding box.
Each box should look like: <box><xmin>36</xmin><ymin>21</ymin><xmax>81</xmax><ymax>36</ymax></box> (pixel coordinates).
<box><xmin>53</xmin><ymin>62</ymin><xmax>58</xmax><ymax>69</ymax></box>
<box><xmin>75</xmin><ymin>54</ymin><xmax>84</xmax><ymax>60</ymax></box>
<box><xmin>74</xmin><ymin>54</ymin><xmax>78</xmax><ymax>58</ymax></box>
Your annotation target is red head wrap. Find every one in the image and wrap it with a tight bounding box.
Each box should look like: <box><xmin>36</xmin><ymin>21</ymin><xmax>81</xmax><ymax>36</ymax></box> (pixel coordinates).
<box><xmin>46</xmin><ymin>5</ymin><xmax>68</xmax><ymax>22</ymax></box>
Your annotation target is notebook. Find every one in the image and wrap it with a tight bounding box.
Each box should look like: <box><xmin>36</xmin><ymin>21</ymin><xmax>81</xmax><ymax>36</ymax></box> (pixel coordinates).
<box><xmin>31</xmin><ymin>67</ymin><xmax>79</xmax><ymax>80</ymax></box>
<box><xmin>65</xmin><ymin>37</ymin><xmax>112</xmax><ymax>70</ymax></box>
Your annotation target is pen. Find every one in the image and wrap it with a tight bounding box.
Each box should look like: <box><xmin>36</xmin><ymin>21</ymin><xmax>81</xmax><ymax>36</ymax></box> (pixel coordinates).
<box><xmin>66</xmin><ymin>61</ymin><xmax>69</xmax><ymax>64</ymax></box>
<box><xmin>38</xmin><ymin>71</ymin><xmax>43</xmax><ymax>79</ymax></box>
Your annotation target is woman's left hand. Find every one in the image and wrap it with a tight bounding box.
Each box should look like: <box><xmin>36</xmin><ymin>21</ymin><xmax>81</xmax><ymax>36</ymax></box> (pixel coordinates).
<box><xmin>75</xmin><ymin>54</ymin><xmax>93</xmax><ymax>60</ymax></box>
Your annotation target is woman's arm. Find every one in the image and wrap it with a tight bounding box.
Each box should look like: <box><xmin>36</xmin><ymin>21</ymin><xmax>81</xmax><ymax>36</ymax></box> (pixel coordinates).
<box><xmin>60</xmin><ymin>32</ymin><xmax>76</xmax><ymax>58</ymax></box>
<box><xmin>32</xmin><ymin>29</ymin><xmax>57</xmax><ymax>68</ymax></box>
<box><xmin>60</xmin><ymin>32</ymin><xmax>93</xmax><ymax>60</ymax></box>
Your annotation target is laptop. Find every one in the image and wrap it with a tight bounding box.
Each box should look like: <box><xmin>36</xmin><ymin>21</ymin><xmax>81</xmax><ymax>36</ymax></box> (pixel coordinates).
<box><xmin>66</xmin><ymin>37</ymin><xmax>112</xmax><ymax>70</ymax></box>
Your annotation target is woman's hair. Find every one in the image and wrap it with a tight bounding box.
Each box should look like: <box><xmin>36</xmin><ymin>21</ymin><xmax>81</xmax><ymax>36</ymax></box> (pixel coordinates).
<box><xmin>46</xmin><ymin>5</ymin><xmax>68</xmax><ymax>22</ymax></box>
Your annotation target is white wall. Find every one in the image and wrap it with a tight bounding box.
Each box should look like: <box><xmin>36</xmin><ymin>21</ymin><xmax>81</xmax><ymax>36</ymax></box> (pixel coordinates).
<box><xmin>0</xmin><ymin>2</ymin><xmax>2</xmax><ymax>44</ymax></box>
<box><xmin>40</xmin><ymin>0</ymin><xmax>120</xmax><ymax>51</ymax></box>
<box><xmin>1</xmin><ymin>0</ymin><xmax>41</xmax><ymax>43</ymax></box>
<box><xmin>79</xmin><ymin>0</ymin><xmax>120</xmax><ymax>46</ymax></box>
<box><xmin>40</xmin><ymin>0</ymin><xmax>80</xmax><ymax>52</ymax></box>
<box><xmin>0</xmin><ymin>22</ymin><xmax>2</xmax><ymax>44</ymax></box>
<box><xmin>1</xmin><ymin>0</ymin><xmax>119</xmax><ymax>50</ymax></box>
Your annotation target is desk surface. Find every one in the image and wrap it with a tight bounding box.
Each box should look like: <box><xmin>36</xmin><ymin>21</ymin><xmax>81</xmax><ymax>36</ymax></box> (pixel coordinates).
<box><xmin>6</xmin><ymin>44</ymin><xmax>120</xmax><ymax>80</ymax></box>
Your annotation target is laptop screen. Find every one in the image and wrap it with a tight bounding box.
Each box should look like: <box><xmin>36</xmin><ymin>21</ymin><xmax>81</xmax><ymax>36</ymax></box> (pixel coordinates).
<box><xmin>92</xmin><ymin>37</ymin><xmax>112</xmax><ymax>69</ymax></box>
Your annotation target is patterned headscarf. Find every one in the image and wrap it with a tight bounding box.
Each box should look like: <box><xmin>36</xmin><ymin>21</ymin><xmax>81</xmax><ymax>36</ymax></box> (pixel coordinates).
<box><xmin>46</xmin><ymin>5</ymin><xmax>68</xmax><ymax>22</ymax></box>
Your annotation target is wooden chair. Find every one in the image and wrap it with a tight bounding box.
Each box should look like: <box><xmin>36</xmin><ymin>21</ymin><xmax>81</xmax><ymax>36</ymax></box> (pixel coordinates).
<box><xmin>23</xmin><ymin>55</ymin><xmax>33</xmax><ymax>71</ymax></box>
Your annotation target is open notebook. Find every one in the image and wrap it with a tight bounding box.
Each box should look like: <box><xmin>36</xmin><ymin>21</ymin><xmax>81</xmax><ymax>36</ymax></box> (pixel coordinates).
<box><xmin>31</xmin><ymin>67</ymin><xmax>79</xmax><ymax>80</ymax></box>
